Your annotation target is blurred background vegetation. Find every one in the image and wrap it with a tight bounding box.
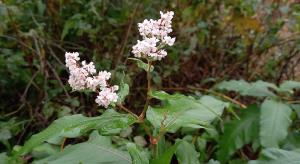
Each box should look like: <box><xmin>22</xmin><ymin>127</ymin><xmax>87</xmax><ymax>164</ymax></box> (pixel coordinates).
<box><xmin>0</xmin><ymin>0</ymin><xmax>300</xmax><ymax>156</ymax></box>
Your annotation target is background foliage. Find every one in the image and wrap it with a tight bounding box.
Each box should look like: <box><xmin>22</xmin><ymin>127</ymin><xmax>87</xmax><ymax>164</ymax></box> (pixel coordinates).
<box><xmin>1</xmin><ymin>0</ymin><xmax>300</xmax><ymax>163</ymax></box>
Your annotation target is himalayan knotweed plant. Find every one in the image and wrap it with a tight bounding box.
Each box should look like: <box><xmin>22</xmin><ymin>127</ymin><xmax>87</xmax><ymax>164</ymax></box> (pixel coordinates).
<box><xmin>6</xmin><ymin>3</ymin><xmax>300</xmax><ymax>164</ymax></box>
<box><xmin>65</xmin><ymin>11</ymin><xmax>175</xmax><ymax>109</ymax></box>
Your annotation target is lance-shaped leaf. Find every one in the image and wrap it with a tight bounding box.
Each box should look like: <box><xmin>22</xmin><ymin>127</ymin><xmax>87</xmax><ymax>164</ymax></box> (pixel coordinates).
<box><xmin>150</xmin><ymin>141</ymin><xmax>182</xmax><ymax>164</ymax></box>
<box><xmin>34</xmin><ymin>131</ymin><xmax>131</xmax><ymax>164</ymax></box>
<box><xmin>175</xmin><ymin>140</ymin><xmax>200</xmax><ymax>164</ymax></box>
<box><xmin>217</xmin><ymin>105</ymin><xmax>260</xmax><ymax>163</ymax></box>
<box><xmin>34</xmin><ymin>142</ymin><xmax>131</xmax><ymax>164</ymax></box>
<box><xmin>126</xmin><ymin>143</ymin><xmax>149</xmax><ymax>164</ymax></box>
<box><xmin>15</xmin><ymin>109</ymin><xmax>136</xmax><ymax>156</ymax></box>
<box><xmin>215</xmin><ymin>80</ymin><xmax>278</xmax><ymax>97</ymax></box>
<box><xmin>146</xmin><ymin>91</ymin><xmax>228</xmax><ymax>133</ymax></box>
<box><xmin>260</xmin><ymin>99</ymin><xmax>292</xmax><ymax>148</ymax></box>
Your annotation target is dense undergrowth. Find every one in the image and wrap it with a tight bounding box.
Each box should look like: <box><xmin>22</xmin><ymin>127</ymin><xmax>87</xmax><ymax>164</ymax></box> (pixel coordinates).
<box><xmin>1</xmin><ymin>0</ymin><xmax>300</xmax><ymax>163</ymax></box>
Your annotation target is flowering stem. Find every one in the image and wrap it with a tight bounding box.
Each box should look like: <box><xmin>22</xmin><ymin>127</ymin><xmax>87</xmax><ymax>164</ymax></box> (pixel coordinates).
<box><xmin>117</xmin><ymin>104</ymin><xmax>139</xmax><ymax>119</ymax></box>
<box><xmin>138</xmin><ymin>59</ymin><xmax>152</xmax><ymax>121</ymax></box>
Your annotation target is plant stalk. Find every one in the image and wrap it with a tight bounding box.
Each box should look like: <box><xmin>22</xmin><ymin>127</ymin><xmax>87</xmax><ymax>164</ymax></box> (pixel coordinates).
<box><xmin>138</xmin><ymin>60</ymin><xmax>152</xmax><ymax>121</ymax></box>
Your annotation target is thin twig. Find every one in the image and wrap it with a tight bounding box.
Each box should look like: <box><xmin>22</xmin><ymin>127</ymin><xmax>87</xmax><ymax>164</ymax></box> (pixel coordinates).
<box><xmin>46</xmin><ymin>61</ymin><xmax>71</xmax><ymax>100</ymax></box>
<box><xmin>114</xmin><ymin>2</ymin><xmax>140</xmax><ymax>67</ymax></box>
<box><xmin>4</xmin><ymin>70</ymin><xmax>40</xmax><ymax>117</ymax></box>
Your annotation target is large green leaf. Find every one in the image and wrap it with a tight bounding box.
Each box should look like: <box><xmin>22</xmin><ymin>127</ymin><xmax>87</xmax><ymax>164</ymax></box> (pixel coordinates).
<box><xmin>260</xmin><ymin>99</ymin><xmax>292</xmax><ymax>148</ymax></box>
<box><xmin>217</xmin><ymin>105</ymin><xmax>260</xmax><ymax>163</ymax></box>
<box><xmin>15</xmin><ymin>110</ymin><xmax>136</xmax><ymax>156</ymax></box>
<box><xmin>150</xmin><ymin>141</ymin><xmax>182</xmax><ymax>164</ymax></box>
<box><xmin>249</xmin><ymin>148</ymin><xmax>300</xmax><ymax>164</ymax></box>
<box><xmin>146</xmin><ymin>91</ymin><xmax>228</xmax><ymax>133</ymax></box>
<box><xmin>215</xmin><ymin>80</ymin><xmax>278</xmax><ymax>97</ymax></box>
<box><xmin>126</xmin><ymin>143</ymin><xmax>149</xmax><ymax>164</ymax></box>
<box><xmin>34</xmin><ymin>142</ymin><xmax>131</xmax><ymax>164</ymax></box>
<box><xmin>175</xmin><ymin>140</ymin><xmax>200</xmax><ymax>164</ymax></box>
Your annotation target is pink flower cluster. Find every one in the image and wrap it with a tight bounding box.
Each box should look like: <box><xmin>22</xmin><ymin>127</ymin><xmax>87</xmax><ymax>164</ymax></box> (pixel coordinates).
<box><xmin>65</xmin><ymin>52</ymin><xmax>118</xmax><ymax>108</ymax></box>
<box><xmin>132</xmin><ymin>11</ymin><xmax>175</xmax><ymax>60</ymax></box>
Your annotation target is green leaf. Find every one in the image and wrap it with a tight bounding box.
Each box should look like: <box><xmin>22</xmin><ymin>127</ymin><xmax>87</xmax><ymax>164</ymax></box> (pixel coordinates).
<box><xmin>156</xmin><ymin>136</ymin><xmax>172</xmax><ymax>157</ymax></box>
<box><xmin>249</xmin><ymin>148</ymin><xmax>300</xmax><ymax>164</ymax></box>
<box><xmin>117</xmin><ymin>81</ymin><xmax>130</xmax><ymax>103</ymax></box>
<box><xmin>0</xmin><ymin>129</ymin><xmax>11</xmax><ymax>141</ymax></box>
<box><xmin>146</xmin><ymin>91</ymin><xmax>228</xmax><ymax>133</ymax></box>
<box><xmin>215</xmin><ymin>80</ymin><xmax>251</xmax><ymax>93</ymax></box>
<box><xmin>260</xmin><ymin>99</ymin><xmax>292</xmax><ymax>148</ymax></box>
<box><xmin>215</xmin><ymin>80</ymin><xmax>278</xmax><ymax>97</ymax></box>
<box><xmin>0</xmin><ymin>153</ymin><xmax>8</xmax><ymax>164</ymax></box>
<box><xmin>61</xmin><ymin>19</ymin><xmax>75</xmax><ymax>40</ymax></box>
<box><xmin>175</xmin><ymin>140</ymin><xmax>200</xmax><ymax>164</ymax></box>
<box><xmin>207</xmin><ymin>159</ymin><xmax>220</xmax><ymax>164</ymax></box>
<box><xmin>150</xmin><ymin>141</ymin><xmax>182</xmax><ymax>164</ymax></box>
<box><xmin>87</xmin><ymin>130</ymin><xmax>112</xmax><ymax>147</ymax></box>
<box><xmin>279</xmin><ymin>80</ymin><xmax>300</xmax><ymax>93</ymax></box>
<box><xmin>16</xmin><ymin>110</ymin><xmax>136</xmax><ymax>156</ymax></box>
<box><xmin>126</xmin><ymin>143</ymin><xmax>149</xmax><ymax>164</ymax></box>
<box><xmin>31</xmin><ymin>143</ymin><xmax>59</xmax><ymax>159</ymax></box>
<box><xmin>128</xmin><ymin>58</ymin><xmax>154</xmax><ymax>72</ymax></box>
<box><xmin>291</xmin><ymin>104</ymin><xmax>300</xmax><ymax>118</ymax></box>
<box><xmin>282</xmin><ymin>132</ymin><xmax>300</xmax><ymax>150</ymax></box>
<box><xmin>34</xmin><ymin>142</ymin><xmax>131</xmax><ymax>164</ymax></box>
<box><xmin>217</xmin><ymin>105</ymin><xmax>260</xmax><ymax>163</ymax></box>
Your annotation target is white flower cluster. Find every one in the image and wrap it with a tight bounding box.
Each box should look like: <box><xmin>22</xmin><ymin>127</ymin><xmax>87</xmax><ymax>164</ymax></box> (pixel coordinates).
<box><xmin>132</xmin><ymin>11</ymin><xmax>175</xmax><ymax>60</ymax></box>
<box><xmin>65</xmin><ymin>52</ymin><xmax>118</xmax><ymax>108</ymax></box>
